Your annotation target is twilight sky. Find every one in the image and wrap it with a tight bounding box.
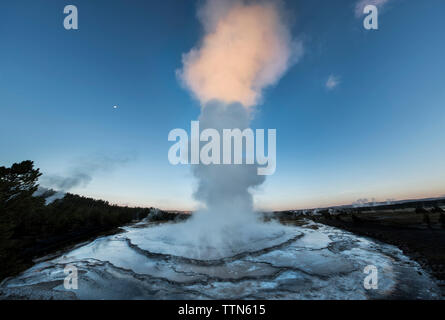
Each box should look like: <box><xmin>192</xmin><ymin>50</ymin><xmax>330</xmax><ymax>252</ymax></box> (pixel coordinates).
<box><xmin>1</xmin><ymin>0</ymin><xmax>444</xmax><ymax>211</ymax></box>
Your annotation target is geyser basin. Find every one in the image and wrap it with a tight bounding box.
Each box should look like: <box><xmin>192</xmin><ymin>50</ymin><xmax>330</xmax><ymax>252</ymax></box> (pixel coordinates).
<box><xmin>125</xmin><ymin>219</ymin><xmax>301</xmax><ymax>260</ymax></box>
<box><xmin>0</xmin><ymin>220</ymin><xmax>440</xmax><ymax>300</ymax></box>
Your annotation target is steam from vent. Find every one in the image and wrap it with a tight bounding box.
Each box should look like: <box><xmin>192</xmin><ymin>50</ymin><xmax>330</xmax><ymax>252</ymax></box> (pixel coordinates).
<box><xmin>179</xmin><ymin>0</ymin><xmax>301</xmax><ymax>222</ymax></box>
<box><xmin>41</xmin><ymin>172</ymin><xmax>92</xmax><ymax>191</ymax></box>
<box><xmin>40</xmin><ymin>156</ymin><xmax>133</xmax><ymax>192</ymax></box>
<box><xmin>179</xmin><ymin>0</ymin><xmax>302</xmax><ymax>107</ymax></box>
<box><xmin>168</xmin><ymin>0</ymin><xmax>302</xmax><ymax>255</ymax></box>
<box><xmin>192</xmin><ymin>102</ymin><xmax>266</xmax><ymax>228</ymax></box>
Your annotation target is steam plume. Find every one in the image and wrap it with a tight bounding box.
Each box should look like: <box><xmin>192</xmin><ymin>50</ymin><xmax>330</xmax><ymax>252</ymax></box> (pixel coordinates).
<box><xmin>179</xmin><ymin>0</ymin><xmax>302</xmax><ymax>107</ymax></box>
<box><xmin>40</xmin><ymin>156</ymin><xmax>132</xmax><ymax>192</ymax></box>
<box><xmin>181</xmin><ymin>0</ymin><xmax>300</xmax><ymax>223</ymax></box>
<box><xmin>192</xmin><ymin>102</ymin><xmax>265</xmax><ymax>227</ymax></box>
<box><xmin>128</xmin><ymin>1</ymin><xmax>302</xmax><ymax>259</ymax></box>
<box><xmin>160</xmin><ymin>0</ymin><xmax>302</xmax><ymax>256</ymax></box>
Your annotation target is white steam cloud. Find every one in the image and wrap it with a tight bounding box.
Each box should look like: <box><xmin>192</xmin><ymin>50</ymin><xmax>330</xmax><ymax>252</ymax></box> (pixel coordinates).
<box><xmin>150</xmin><ymin>0</ymin><xmax>302</xmax><ymax>258</ymax></box>
<box><xmin>178</xmin><ymin>0</ymin><xmax>302</xmax><ymax>107</ymax></box>
<box><xmin>179</xmin><ymin>0</ymin><xmax>300</xmax><ymax>221</ymax></box>
<box><xmin>192</xmin><ymin>102</ymin><xmax>265</xmax><ymax>228</ymax></box>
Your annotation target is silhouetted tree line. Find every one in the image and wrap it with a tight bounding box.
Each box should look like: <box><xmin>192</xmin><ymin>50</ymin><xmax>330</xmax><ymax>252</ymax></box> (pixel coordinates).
<box><xmin>0</xmin><ymin>161</ymin><xmax>150</xmax><ymax>280</ymax></box>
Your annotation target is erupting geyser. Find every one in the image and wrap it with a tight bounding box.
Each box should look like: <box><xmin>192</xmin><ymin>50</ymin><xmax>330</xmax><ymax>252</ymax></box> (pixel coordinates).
<box><xmin>179</xmin><ymin>0</ymin><xmax>303</xmax><ymax>107</ymax></box>
<box><xmin>158</xmin><ymin>0</ymin><xmax>303</xmax><ymax>256</ymax></box>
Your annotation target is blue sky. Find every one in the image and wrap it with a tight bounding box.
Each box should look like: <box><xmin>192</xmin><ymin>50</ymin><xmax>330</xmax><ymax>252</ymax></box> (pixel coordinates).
<box><xmin>1</xmin><ymin>0</ymin><xmax>444</xmax><ymax>210</ymax></box>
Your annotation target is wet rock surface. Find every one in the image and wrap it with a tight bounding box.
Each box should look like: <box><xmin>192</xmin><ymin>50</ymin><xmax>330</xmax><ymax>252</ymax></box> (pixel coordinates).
<box><xmin>0</xmin><ymin>220</ymin><xmax>441</xmax><ymax>300</ymax></box>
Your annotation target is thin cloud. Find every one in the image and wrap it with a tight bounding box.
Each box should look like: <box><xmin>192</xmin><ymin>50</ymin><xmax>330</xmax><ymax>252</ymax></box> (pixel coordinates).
<box><xmin>326</xmin><ymin>74</ymin><xmax>341</xmax><ymax>90</ymax></box>
<box><xmin>40</xmin><ymin>155</ymin><xmax>134</xmax><ymax>192</ymax></box>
